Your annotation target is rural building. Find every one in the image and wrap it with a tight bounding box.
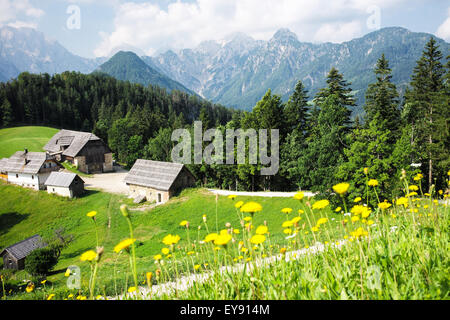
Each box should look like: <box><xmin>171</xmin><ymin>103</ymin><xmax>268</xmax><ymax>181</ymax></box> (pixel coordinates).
<box><xmin>44</xmin><ymin>129</ymin><xmax>113</xmax><ymax>174</ymax></box>
<box><xmin>45</xmin><ymin>172</ymin><xmax>85</xmax><ymax>198</ymax></box>
<box><xmin>0</xmin><ymin>158</ymin><xmax>7</xmax><ymax>181</ymax></box>
<box><xmin>0</xmin><ymin>235</ymin><xmax>47</xmax><ymax>270</ymax></box>
<box><xmin>2</xmin><ymin>150</ymin><xmax>61</xmax><ymax>190</ymax></box>
<box><xmin>124</xmin><ymin>160</ymin><xmax>196</xmax><ymax>204</ymax></box>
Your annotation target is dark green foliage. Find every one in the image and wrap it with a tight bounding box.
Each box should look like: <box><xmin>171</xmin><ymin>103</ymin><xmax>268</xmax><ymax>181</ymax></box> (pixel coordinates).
<box><xmin>95</xmin><ymin>51</ymin><xmax>195</xmax><ymax>95</ymax></box>
<box><xmin>25</xmin><ymin>247</ymin><xmax>58</xmax><ymax>276</ymax></box>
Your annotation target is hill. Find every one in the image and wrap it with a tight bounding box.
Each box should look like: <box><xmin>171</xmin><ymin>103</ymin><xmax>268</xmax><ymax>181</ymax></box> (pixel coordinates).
<box><xmin>0</xmin><ymin>183</ymin><xmax>321</xmax><ymax>299</ymax></box>
<box><xmin>94</xmin><ymin>51</ymin><xmax>196</xmax><ymax>95</ymax></box>
<box><xmin>0</xmin><ymin>126</ymin><xmax>59</xmax><ymax>158</ymax></box>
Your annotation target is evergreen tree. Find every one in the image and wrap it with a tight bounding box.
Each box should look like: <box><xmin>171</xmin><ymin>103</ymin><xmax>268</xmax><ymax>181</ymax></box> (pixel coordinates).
<box><xmin>315</xmin><ymin>67</ymin><xmax>356</xmax><ymax>108</ymax></box>
<box><xmin>404</xmin><ymin>37</ymin><xmax>446</xmax><ymax>189</ymax></box>
<box><xmin>364</xmin><ymin>54</ymin><xmax>400</xmax><ymax>138</ymax></box>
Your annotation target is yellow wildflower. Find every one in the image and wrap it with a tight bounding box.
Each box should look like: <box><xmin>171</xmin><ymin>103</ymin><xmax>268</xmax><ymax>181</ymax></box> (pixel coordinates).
<box><xmin>332</xmin><ymin>183</ymin><xmax>350</xmax><ymax>195</ymax></box>
<box><xmin>128</xmin><ymin>287</ymin><xmax>137</xmax><ymax>293</ymax></box>
<box><xmin>240</xmin><ymin>201</ymin><xmax>262</xmax><ymax>213</ymax></box>
<box><xmin>162</xmin><ymin>234</ymin><xmax>180</xmax><ymax>246</ymax></box>
<box><xmin>179</xmin><ymin>220</ymin><xmax>188</xmax><ymax>227</ymax></box>
<box><xmin>204</xmin><ymin>233</ymin><xmax>219</xmax><ymax>243</ymax></box>
<box><xmin>214</xmin><ymin>233</ymin><xmax>232</xmax><ymax>246</ymax></box>
<box><xmin>378</xmin><ymin>201</ymin><xmax>392</xmax><ymax>210</ymax></box>
<box><xmin>255</xmin><ymin>225</ymin><xmax>268</xmax><ymax>235</ymax></box>
<box><xmin>47</xmin><ymin>294</ymin><xmax>55</xmax><ymax>300</ymax></box>
<box><xmin>414</xmin><ymin>173</ymin><xmax>423</xmax><ymax>181</ymax></box>
<box><xmin>227</xmin><ymin>195</ymin><xmax>237</xmax><ymax>200</ymax></box>
<box><xmin>353</xmin><ymin>197</ymin><xmax>362</xmax><ymax>203</ymax></box>
<box><xmin>351</xmin><ymin>216</ymin><xmax>360</xmax><ymax>223</ymax></box>
<box><xmin>194</xmin><ymin>265</ymin><xmax>201</xmax><ymax>271</ymax></box>
<box><xmin>80</xmin><ymin>250</ymin><xmax>97</xmax><ymax>262</ymax></box>
<box><xmin>283</xmin><ymin>228</ymin><xmax>292</xmax><ymax>235</ymax></box>
<box><xmin>311</xmin><ymin>226</ymin><xmax>319</xmax><ymax>232</ymax></box>
<box><xmin>350</xmin><ymin>227</ymin><xmax>368</xmax><ymax>239</ymax></box>
<box><xmin>368</xmin><ymin>179</ymin><xmax>378</xmax><ymax>187</ymax></box>
<box><xmin>282</xmin><ymin>220</ymin><xmax>293</xmax><ymax>228</ymax></box>
<box><xmin>26</xmin><ymin>282</ymin><xmax>34</xmax><ymax>293</ymax></box>
<box><xmin>316</xmin><ymin>217</ymin><xmax>328</xmax><ymax>226</ymax></box>
<box><xmin>161</xmin><ymin>247</ymin><xmax>170</xmax><ymax>255</ymax></box>
<box><xmin>312</xmin><ymin>199</ymin><xmax>329</xmax><ymax>210</ymax></box>
<box><xmin>114</xmin><ymin>238</ymin><xmax>136</xmax><ymax>253</ymax></box>
<box><xmin>235</xmin><ymin>201</ymin><xmax>244</xmax><ymax>208</ymax></box>
<box><xmin>86</xmin><ymin>211</ymin><xmax>97</xmax><ymax>218</ymax></box>
<box><xmin>153</xmin><ymin>254</ymin><xmax>162</xmax><ymax>261</ymax></box>
<box><xmin>293</xmin><ymin>192</ymin><xmax>304</xmax><ymax>200</ymax></box>
<box><xmin>64</xmin><ymin>269</ymin><xmax>71</xmax><ymax>277</ymax></box>
<box><xmin>408</xmin><ymin>185</ymin><xmax>419</xmax><ymax>191</ymax></box>
<box><xmin>243</xmin><ymin>216</ymin><xmax>252</xmax><ymax>222</ymax></box>
<box><xmin>291</xmin><ymin>216</ymin><xmax>301</xmax><ymax>224</ymax></box>
<box><xmin>250</xmin><ymin>234</ymin><xmax>266</xmax><ymax>245</ymax></box>
<box><xmin>396</xmin><ymin>197</ymin><xmax>408</xmax><ymax>207</ymax></box>
<box><xmin>281</xmin><ymin>207</ymin><xmax>293</xmax><ymax>214</ymax></box>
<box><xmin>335</xmin><ymin>207</ymin><xmax>342</xmax><ymax>212</ymax></box>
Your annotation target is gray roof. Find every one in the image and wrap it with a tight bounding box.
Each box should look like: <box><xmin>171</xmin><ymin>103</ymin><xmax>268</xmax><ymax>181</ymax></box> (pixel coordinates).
<box><xmin>0</xmin><ymin>158</ymin><xmax>8</xmax><ymax>173</ymax></box>
<box><xmin>0</xmin><ymin>235</ymin><xmax>47</xmax><ymax>260</ymax></box>
<box><xmin>2</xmin><ymin>151</ymin><xmax>49</xmax><ymax>174</ymax></box>
<box><xmin>124</xmin><ymin>160</ymin><xmax>187</xmax><ymax>191</ymax></box>
<box><xmin>44</xmin><ymin>171</ymin><xmax>84</xmax><ymax>187</ymax></box>
<box><xmin>44</xmin><ymin>129</ymin><xmax>101</xmax><ymax>157</ymax></box>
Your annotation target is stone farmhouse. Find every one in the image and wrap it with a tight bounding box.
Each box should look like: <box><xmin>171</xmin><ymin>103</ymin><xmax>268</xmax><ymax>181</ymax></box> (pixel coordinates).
<box><xmin>124</xmin><ymin>160</ymin><xmax>196</xmax><ymax>204</ymax></box>
<box><xmin>45</xmin><ymin>171</ymin><xmax>85</xmax><ymax>198</ymax></box>
<box><xmin>1</xmin><ymin>235</ymin><xmax>46</xmax><ymax>270</ymax></box>
<box><xmin>0</xmin><ymin>150</ymin><xmax>61</xmax><ymax>190</ymax></box>
<box><xmin>44</xmin><ymin>129</ymin><xmax>113</xmax><ymax>174</ymax></box>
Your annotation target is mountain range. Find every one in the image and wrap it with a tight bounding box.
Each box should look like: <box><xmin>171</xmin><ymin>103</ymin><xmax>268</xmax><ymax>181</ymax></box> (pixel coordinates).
<box><xmin>0</xmin><ymin>26</ymin><xmax>449</xmax><ymax>113</ymax></box>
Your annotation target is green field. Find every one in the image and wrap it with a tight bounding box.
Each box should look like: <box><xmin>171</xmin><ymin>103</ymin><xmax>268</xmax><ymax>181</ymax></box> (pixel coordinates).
<box><xmin>0</xmin><ymin>126</ymin><xmax>59</xmax><ymax>158</ymax></box>
<box><xmin>0</xmin><ymin>182</ymin><xmax>329</xmax><ymax>299</ymax></box>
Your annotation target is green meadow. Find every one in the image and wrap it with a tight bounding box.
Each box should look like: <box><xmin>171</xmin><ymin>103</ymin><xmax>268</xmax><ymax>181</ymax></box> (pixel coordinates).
<box><xmin>0</xmin><ymin>126</ymin><xmax>59</xmax><ymax>158</ymax></box>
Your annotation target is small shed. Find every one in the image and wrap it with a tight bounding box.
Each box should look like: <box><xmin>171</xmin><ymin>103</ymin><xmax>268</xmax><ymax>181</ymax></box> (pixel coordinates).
<box><xmin>1</xmin><ymin>235</ymin><xmax>47</xmax><ymax>270</ymax></box>
<box><xmin>124</xmin><ymin>160</ymin><xmax>196</xmax><ymax>204</ymax></box>
<box><xmin>45</xmin><ymin>172</ymin><xmax>85</xmax><ymax>198</ymax></box>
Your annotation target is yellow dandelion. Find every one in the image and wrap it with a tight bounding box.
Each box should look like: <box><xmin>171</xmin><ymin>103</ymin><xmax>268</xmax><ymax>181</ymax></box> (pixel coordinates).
<box><xmin>86</xmin><ymin>211</ymin><xmax>97</xmax><ymax>218</ymax></box>
<box><xmin>281</xmin><ymin>207</ymin><xmax>293</xmax><ymax>214</ymax></box>
<box><xmin>114</xmin><ymin>238</ymin><xmax>136</xmax><ymax>253</ymax></box>
<box><xmin>408</xmin><ymin>185</ymin><xmax>419</xmax><ymax>191</ymax></box>
<box><xmin>353</xmin><ymin>197</ymin><xmax>362</xmax><ymax>203</ymax></box>
<box><xmin>332</xmin><ymin>183</ymin><xmax>350</xmax><ymax>195</ymax></box>
<box><xmin>179</xmin><ymin>220</ymin><xmax>188</xmax><ymax>227</ymax></box>
<box><xmin>316</xmin><ymin>217</ymin><xmax>328</xmax><ymax>226</ymax></box>
<box><xmin>291</xmin><ymin>216</ymin><xmax>301</xmax><ymax>224</ymax></box>
<box><xmin>255</xmin><ymin>225</ymin><xmax>268</xmax><ymax>235</ymax></box>
<box><xmin>227</xmin><ymin>195</ymin><xmax>237</xmax><ymax>200</ymax></box>
<box><xmin>250</xmin><ymin>234</ymin><xmax>266</xmax><ymax>245</ymax></box>
<box><xmin>194</xmin><ymin>264</ymin><xmax>201</xmax><ymax>271</ymax></box>
<box><xmin>312</xmin><ymin>199</ymin><xmax>330</xmax><ymax>210</ymax></box>
<box><xmin>293</xmin><ymin>192</ymin><xmax>304</xmax><ymax>200</ymax></box>
<box><xmin>235</xmin><ymin>201</ymin><xmax>244</xmax><ymax>208</ymax></box>
<box><xmin>26</xmin><ymin>282</ymin><xmax>34</xmax><ymax>293</ymax></box>
<box><xmin>47</xmin><ymin>294</ymin><xmax>55</xmax><ymax>300</ymax></box>
<box><xmin>80</xmin><ymin>250</ymin><xmax>97</xmax><ymax>262</ymax></box>
<box><xmin>162</xmin><ymin>234</ymin><xmax>180</xmax><ymax>246</ymax></box>
<box><xmin>311</xmin><ymin>226</ymin><xmax>319</xmax><ymax>232</ymax></box>
<box><xmin>214</xmin><ymin>233</ymin><xmax>232</xmax><ymax>246</ymax></box>
<box><xmin>335</xmin><ymin>207</ymin><xmax>342</xmax><ymax>212</ymax></box>
<box><xmin>161</xmin><ymin>247</ymin><xmax>170</xmax><ymax>255</ymax></box>
<box><xmin>414</xmin><ymin>173</ymin><xmax>423</xmax><ymax>181</ymax></box>
<box><xmin>153</xmin><ymin>254</ymin><xmax>162</xmax><ymax>261</ymax></box>
<box><xmin>128</xmin><ymin>286</ymin><xmax>137</xmax><ymax>293</ymax></box>
<box><xmin>282</xmin><ymin>220</ymin><xmax>293</xmax><ymax>228</ymax></box>
<box><xmin>396</xmin><ymin>197</ymin><xmax>408</xmax><ymax>207</ymax></box>
<box><xmin>378</xmin><ymin>201</ymin><xmax>392</xmax><ymax>210</ymax></box>
<box><xmin>368</xmin><ymin>179</ymin><xmax>378</xmax><ymax>187</ymax></box>
<box><xmin>204</xmin><ymin>233</ymin><xmax>219</xmax><ymax>243</ymax></box>
<box><xmin>283</xmin><ymin>228</ymin><xmax>293</xmax><ymax>235</ymax></box>
<box><xmin>240</xmin><ymin>201</ymin><xmax>262</xmax><ymax>213</ymax></box>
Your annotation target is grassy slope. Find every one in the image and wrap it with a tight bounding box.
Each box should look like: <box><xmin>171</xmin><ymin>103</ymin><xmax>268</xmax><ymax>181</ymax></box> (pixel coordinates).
<box><xmin>0</xmin><ymin>126</ymin><xmax>59</xmax><ymax>158</ymax></box>
<box><xmin>0</xmin><ymin>182</ymin><xmax>343</xmax><ymax>298</ymax></box>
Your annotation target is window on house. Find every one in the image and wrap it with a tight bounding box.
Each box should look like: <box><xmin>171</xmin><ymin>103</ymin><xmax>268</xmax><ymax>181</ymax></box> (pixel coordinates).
<box><xmin>16</xmin><ymin>174</ymin><xmax>18</xmax><ymax>178</ymax></box>
<box><xmin>158</xmin><ymin>193</ymin><xmax>162</xmax><ymax>203</ymax></box>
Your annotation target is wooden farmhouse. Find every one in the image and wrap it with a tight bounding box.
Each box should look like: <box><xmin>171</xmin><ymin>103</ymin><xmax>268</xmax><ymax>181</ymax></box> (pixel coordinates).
<box><xmin>1</xmin><ymin>235</ymin><xmax>47</xmax><ymax>270</ymax></box>
<box><xmin>45</xmin><ymin>172</ymin><xmax>85</xmax><ymax>198</ymax></box>
<box><xmin>44</xmin><ymin>129</ymin><xmax>113</xmax><ymax>174</ymax></box>
<box><xmin>0</xmin><ymin>158</ymin><xmax>7</xmax><ymax>181</ymax></box>
<box><xmin>124</xmin><ymin>160</ymin><xmax>196</xmax><ymax>204</ymax></box>
<box><xmin>1</xmin><ymin>150</ymin><xmax>61</xmax><ymax>190</ymax></box>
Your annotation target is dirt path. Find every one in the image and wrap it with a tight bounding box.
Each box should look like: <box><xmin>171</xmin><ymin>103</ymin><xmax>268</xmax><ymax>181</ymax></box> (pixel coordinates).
<box><xmin>82</xmin><ymin>166</ymin><xmax>129</xmax><ymax>195</ymax></box>
<box><xmin>208</xmin><ymin>189</ymin><xmax>316</xmax><ymax>198</ymax></box>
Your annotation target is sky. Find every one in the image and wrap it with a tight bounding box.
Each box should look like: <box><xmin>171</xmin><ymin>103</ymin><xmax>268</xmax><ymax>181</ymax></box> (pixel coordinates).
<box><xmin>0</xmin><ymin>0</ymin><xmax>449</xmax><ymax>58</ymax></box>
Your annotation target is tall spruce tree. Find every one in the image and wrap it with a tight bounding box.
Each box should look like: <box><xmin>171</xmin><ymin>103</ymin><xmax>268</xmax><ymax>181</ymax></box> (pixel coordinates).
<box><xmin>315</xmin><ymin>67</ymin><xmax>356</xmax><ymax>108</ymax></box>
<box><xmin>404</xmin><ymin>37</ymin><xmax>446</xmax><ymax>189</ymax></box>
<box><xmin>364</xmin><ymin>54</ymin><xmax>400</xmax><ymax>138</ymax></box>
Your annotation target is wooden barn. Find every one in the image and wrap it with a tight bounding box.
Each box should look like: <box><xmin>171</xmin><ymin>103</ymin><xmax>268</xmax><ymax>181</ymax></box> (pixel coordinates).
<box><xmin>1</xmin><ymin>235</ymin><xmax>47</xmax><ymax>270</ymax></box>
<box><xmin>44</xmin><ymin>129</ymin><xmax>113</xmax><ymax>174</ymax></box>
<box><xmin>2</xmin><ymin>150</ymin><xmax>61</xmax><ymax>190</ymax></box>
<box><xmin>124</xmin><ymin>160</ymin><xmax>196</xmax><ymax>204</ymax></box>
<box><xmin>45</xmin><ymin>172</ymin><xmax>85</xmax><ymax>198</ymax></box>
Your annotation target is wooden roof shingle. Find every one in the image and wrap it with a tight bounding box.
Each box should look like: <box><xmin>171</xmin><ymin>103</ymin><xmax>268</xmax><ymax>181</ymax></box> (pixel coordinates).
<box><xmin>2</xmin><ymin>151</ymin><xmax>49</xmax><ymax>174</ymax></box>
<box><xmin>0</xmin><ymin>235</ymin><xmax>47</xmax><ymax>260</ymax></box>
<box><xmin>44</xmin><ymin>129</ymin><xmax>101</xmax><ymax>157</ymax></box>
<box><xmin>124</xmin><ymin>160</ymin><xmax>186</xmax><ymax>191</ymax></box>
<box><xmin>44</xmin><ymin>172</ymin><xmax>83</xmax><ymax>188</ymax></box>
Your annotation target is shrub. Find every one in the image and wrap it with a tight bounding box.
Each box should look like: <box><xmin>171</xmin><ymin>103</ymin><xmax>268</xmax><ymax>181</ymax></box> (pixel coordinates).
<box><xmin>25</xmin><ymin>248</ymin><xmax>58</xmax><ymax>276</ymax></box>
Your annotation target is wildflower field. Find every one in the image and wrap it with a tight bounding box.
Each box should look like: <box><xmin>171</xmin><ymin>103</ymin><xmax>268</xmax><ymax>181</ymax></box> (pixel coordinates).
<box><xmin>0</xmin><ymin>171</ymin><xmax>449</xmax><ymax>300</ymax></box>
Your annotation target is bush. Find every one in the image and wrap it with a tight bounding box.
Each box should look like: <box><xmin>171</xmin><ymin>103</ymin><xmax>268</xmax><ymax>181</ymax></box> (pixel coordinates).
<box><xmin>25</xmin><ymin>248</ymin><xmax>58</xmax><ymax>276</ymax></box>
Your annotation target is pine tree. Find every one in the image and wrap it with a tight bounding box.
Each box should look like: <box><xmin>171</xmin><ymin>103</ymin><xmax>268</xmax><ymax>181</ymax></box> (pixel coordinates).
<box><xmin>283</xmin><ymin>80</ymin><xmax>309</xmax><ymax>134</ymax></box>
<box><xmin>315</xmin><ymin>67</ymin><xmax>356</xmax><ymax>108</ymax></box>
<box><xmin>0</xmin><ymin>97</ymin><xmax>13</xmax><ymax>127</ymax></box>
<box><xmin>364</xmin><ymin>54</ymin><xmax>400</xmax><ymax>138</ymax></box>
<box><xmin>404</xmin><ymin>37</ymin><xmax>446</xmax><ymax>189</ymax></box>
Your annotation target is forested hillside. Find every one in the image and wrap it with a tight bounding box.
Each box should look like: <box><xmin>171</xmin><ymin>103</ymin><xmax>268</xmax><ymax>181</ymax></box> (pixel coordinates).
<box><xmin>0</xmin><ymin>38</ymin><xmax>448</xmax><ymax>200</ymax></box>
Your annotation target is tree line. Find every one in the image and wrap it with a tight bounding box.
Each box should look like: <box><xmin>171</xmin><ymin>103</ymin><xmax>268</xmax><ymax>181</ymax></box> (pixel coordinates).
<box><xmin>0</xmin><ymin>38</ymin><xmax>448</xmax><ymax>202</ymax></box>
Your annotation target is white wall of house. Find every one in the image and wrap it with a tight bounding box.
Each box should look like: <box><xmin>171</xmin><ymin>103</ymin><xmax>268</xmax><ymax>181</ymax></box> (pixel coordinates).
<box><xmin>47</xmin><ymin>186</ymin><xmax>73</xmax><ymax>198</ymax></box>
<box><xmin>7</xmin><ymin>172</ymin><xmax>40</xmax><ymax>190</ymax></box>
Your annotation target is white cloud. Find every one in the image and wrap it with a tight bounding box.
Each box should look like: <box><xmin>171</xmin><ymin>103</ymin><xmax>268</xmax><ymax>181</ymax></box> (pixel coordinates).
<box><xmin>0</xmin><ymin>0</ymin><xmax>44</xmax><ymax>27</ymax></box>
<box><xmin>94</xmin><ymin>0</ymin><xmax>408</xmax><ymax>57</ymax></box>
<box><xmin>436</xmin><ymin>7</ymin><xmax>450</xmax><ymax>41</ymax></box>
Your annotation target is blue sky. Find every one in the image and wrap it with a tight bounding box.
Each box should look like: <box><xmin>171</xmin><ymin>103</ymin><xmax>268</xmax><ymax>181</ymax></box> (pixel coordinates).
<box><xmin>1</xmin><ymin>0</ymin><xmax>449</xmax><ymax>58</ymax></box>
